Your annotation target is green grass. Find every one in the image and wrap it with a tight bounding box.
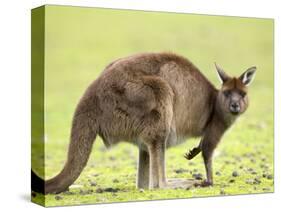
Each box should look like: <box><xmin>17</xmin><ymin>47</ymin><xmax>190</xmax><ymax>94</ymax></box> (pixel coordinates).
<box><xmin>32</xmin><ymin>6</ymin><xmax>274</xmax><ymax>207</ymax></box>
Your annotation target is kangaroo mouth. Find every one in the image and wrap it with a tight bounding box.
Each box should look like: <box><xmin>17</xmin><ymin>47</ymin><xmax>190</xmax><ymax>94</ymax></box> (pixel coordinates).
<box><xmin>230</xmin><ymin>110</ymin><xmax>240</xmax><ymax>115</ymax></box>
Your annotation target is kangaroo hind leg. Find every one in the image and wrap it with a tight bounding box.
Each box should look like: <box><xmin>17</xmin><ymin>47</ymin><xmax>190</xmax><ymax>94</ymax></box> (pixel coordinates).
<box><xmin>137</xmin><ymin>146</ymin><xmax>150</xmax><ymax>189</ymax></box>
<box><xmin>143</xmin><ymin>135</ymin><xmax>167</xmax><ymax>189</ymax></box>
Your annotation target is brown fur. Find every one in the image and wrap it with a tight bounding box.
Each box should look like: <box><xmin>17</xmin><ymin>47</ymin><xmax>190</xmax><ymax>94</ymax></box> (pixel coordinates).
<box><xmin>32</xmin><ymin>52</ymin><xmax>256</xmax><ymax>193</ymax></box>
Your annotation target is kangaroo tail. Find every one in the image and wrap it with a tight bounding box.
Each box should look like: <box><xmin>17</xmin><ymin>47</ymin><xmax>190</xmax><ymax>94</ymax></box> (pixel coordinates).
<box><xmin>32</xmin><ymin>106</ymin><xmax>98</xmax><ymax>194</ymax></box>
<box><xmin>31</xmin><ymin>169</ymin><xmax>45</xmax><ymax>193</ymax></box>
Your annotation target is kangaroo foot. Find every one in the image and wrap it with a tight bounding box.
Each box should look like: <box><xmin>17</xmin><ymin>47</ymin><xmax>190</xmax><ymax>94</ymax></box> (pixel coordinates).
<box><xmin>161</xmin><ymin>178</ymin><xmax>200</xmax><ymax>189</ymax></box>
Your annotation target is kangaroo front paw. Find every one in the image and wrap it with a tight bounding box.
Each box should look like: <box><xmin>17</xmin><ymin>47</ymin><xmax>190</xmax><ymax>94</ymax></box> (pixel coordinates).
<box><xmin>184</xmin><ymin>147</ymin><xmax>201</xmax><ymax>160</ymax></box>
<box><xmin>200</xmin><ymin>180</ymin><xmax>213</xmax><ymax>187</ymax></box>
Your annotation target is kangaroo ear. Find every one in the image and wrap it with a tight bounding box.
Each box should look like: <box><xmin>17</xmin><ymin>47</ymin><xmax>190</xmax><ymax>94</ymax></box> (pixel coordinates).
<box><xmin>215</xmin><ymin>63</ymin><xmax>230</xmax><ymax>83</ymax></box>
<box><xmin>239</xmin><ymin>66</ymin><xmax>257</xmax><ymax>86</ymax></box>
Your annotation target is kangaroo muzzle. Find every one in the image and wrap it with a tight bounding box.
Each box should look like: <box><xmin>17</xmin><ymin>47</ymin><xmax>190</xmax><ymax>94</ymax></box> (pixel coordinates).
<box><xmin>230</xmin><ymin>102</ymin><xmax>240</xmax><ymax>114</ymax></box>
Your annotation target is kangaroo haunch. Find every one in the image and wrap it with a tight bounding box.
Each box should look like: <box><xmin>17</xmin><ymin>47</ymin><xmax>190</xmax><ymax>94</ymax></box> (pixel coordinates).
<box><xmin>32</xmin><ymin>52</ymin><xmax>256</xmax><ymax>193</ymax></box>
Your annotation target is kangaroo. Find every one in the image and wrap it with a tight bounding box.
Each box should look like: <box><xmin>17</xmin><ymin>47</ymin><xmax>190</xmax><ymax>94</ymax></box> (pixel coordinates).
<box><xmin>31</xmin><ymin>52</ymin><xmax>256</xmax><ymax>194</ymax></box>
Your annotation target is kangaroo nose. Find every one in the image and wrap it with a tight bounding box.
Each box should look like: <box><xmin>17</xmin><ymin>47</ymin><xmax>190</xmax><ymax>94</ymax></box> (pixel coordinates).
<box><xmin>230</xmin><ymin>102</ymin><xmax>240</xmax><ymax>114</ymax></box>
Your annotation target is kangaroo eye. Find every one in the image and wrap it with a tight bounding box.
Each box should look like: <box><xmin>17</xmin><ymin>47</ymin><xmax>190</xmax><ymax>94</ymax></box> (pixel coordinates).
<box><xmin>223</xmin><ymin>90</ymin><xmax>231</xmax><ymax>97</ymax></box>
<box><xmin>239</xmin><ymin>91</ymin><xmax>246</xmax><ymax>98</ymax></box>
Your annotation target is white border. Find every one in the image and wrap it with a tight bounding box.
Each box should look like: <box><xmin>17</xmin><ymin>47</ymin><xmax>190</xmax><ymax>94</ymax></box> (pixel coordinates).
<box><xmin>0</xmin><ymin>0</ymin><xmax>279</xmax><ymax>211</ymax></box>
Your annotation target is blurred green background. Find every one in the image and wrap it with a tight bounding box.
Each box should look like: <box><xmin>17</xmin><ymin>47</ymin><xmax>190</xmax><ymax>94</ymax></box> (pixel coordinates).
<box><xmin>32</xmin><ymin>5</ymin><xmax>274</xmax><ymax>206</ymax></box>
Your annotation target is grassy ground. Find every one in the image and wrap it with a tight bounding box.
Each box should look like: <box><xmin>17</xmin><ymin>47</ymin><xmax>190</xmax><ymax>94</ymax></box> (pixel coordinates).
<box><xmin>31</xmin><ymin>6</ymin><xmax>274</xmax><ymax>207</ymax></box>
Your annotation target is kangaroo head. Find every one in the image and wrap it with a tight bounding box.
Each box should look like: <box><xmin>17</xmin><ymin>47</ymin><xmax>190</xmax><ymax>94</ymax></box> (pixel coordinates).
<box><xmin>215</xmin><ymin>63</ymin><xmax>256</xmax><ymax>117</ymax></box>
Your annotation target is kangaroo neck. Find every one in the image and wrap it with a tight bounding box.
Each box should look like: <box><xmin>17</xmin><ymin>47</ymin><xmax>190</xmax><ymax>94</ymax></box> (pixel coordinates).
<box><xmin>213</xmin><ymin>93</ymin><xmax>237</xmax><ymax>130</ymax></box>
